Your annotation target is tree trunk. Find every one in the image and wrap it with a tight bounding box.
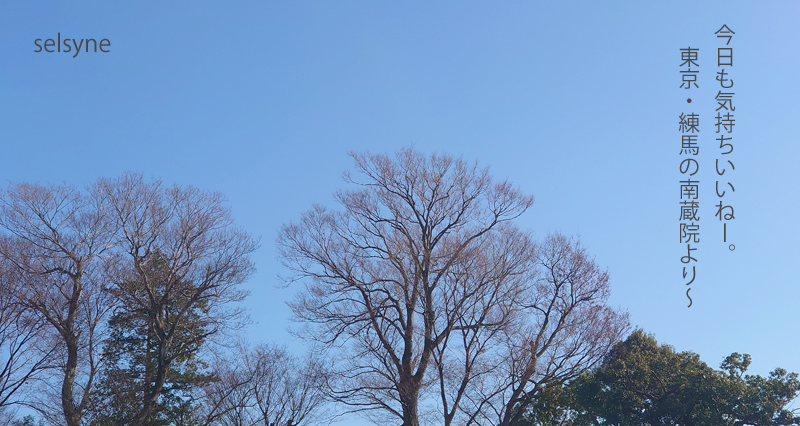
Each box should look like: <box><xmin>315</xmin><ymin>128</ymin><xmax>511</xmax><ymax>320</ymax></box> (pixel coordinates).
<box><xmin>399</xmin><ymin>380</ymin><xmax>420</xmax><ymax>426</ymax></box>
<box><xmin>401</xmin><ymin>399</ymin><xmax>420</xmax><ymax>426</ymax></box>
<box><xmin>499</xmin><ymin>368</ymin><xmax>536</xmax><ymax>426</ymax></box>
<box><xmin>132</xmin><ymin>344</ymin><xmax>169</xmax><ymax>426</ymax></box>
<box><xmin>62</xmin><ymin>335</ymin><xmax>80</xmax><ymax>426</ymax></box>
<box><xmin>62</xmin><ymin>275</ymin><xmax>83</xmax><ymax>426</ymax></box>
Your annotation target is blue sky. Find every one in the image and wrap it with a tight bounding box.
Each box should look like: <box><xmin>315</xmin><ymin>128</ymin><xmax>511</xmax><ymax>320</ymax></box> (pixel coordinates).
<box><xmin>2</xmin><ymin>0</ymin><xmax>800</xmax><ymax>420</ymax></box>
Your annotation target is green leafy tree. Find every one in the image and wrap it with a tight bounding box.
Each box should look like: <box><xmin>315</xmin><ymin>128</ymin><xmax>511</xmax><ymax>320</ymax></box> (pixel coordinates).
<box><xmin>521</xmin><ymin>330</ymin><xmax>800</xmax><ymax>426</ymax></box>
<box><xmin>569</xmin><ymin>329</ymin><xmax>720</xmax><ymax>426</ymax></box>
<box><xmin>716</xmin><ymin>353</ymin><xmax>800</xmax><ymax>426</ymax></box>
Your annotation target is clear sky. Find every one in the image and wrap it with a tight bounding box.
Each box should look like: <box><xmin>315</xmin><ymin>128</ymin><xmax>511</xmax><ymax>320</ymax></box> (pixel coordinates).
<box><xmin>2</xmin><ymin>0</ymin><xmax>800</xmax><ymax>421</ymax></box>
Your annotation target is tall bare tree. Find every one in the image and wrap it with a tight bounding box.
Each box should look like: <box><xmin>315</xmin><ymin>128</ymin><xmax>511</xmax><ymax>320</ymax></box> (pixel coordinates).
<box><xmin>429</xmin><ymin>230</ymin><xmax>530</xmax><ymax>426</ymax></box>
<box><xmin>197</xmin><ymin>342</ymin><xmax>328</xmax><ymax>426</ymax></box>
<box><xmin>489</xmin><ymin>233</ymin><xmax>629</xmax><ymax>426</ymax></box>
<box><xmin>278</xmin><ymin>148</ymin><xmax>535</xmax><ymax>426</ymax></box>
<box><xmin>0</xmin><ymin>183</ymin><xmax>117</xmax><ymax>426</ymax></box>
<box><xmin>94</xmin><ymin>173</ymin><xmax>258</xmax><ymax>426</ymax></box>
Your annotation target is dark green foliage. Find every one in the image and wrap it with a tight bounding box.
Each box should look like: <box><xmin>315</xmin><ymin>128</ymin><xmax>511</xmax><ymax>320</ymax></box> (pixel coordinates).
<box><xmin>570</xmin><ymin>329</ymin><xmax>720</xmax><ymax>426</ymax></box>
<box><xmin>11</xmin><ymin>415</ymin><xmax>46</xmax><ymax>426</ymax></box>
<box><xmin>516</xmin><ymin>383</ymin><xmax>577</xmax><ymax>426</ymax></box>
<box><xmin>716</xmin><ymin>353</ymin><xmax>800</xmax><ymax>426</ymax></box>
<box><xmin>91</xmin><ymin>250</ymin><xmax>214</xmax><ymax>426</ymax></box>
<box><xmin>521</xmin><ymin>330</ymin><xmax>800</xmax><ymax>426</ymax></box>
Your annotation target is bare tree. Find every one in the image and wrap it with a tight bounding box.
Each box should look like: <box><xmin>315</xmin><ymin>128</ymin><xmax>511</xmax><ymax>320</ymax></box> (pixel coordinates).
<box><xmin>0</xmin><ymin>183</ymin><xmax>117</xmax><ymax>426</ymax></box>
<box><xmin>426</xmin><ymin>233</ymin><xmax>628</xmax><ymax>426</ymax></box>
<box><xmin>0</xmin><ymin>257</ymin><xmax>57</xmax><ymax>414</ymax></box>
<box><xmin>429</xmin><ymin>230</ymin><xmax>530</xmax><ymax>426</ymax></box>
<box><xmin>198</xmin><ymin>342</ymin><xmax>327</xmax><ymax>426</ymax></box>
<box><xmin>278</xmin><ymin>148</ymin><xmax>535</xmax><ymax>426</ymax></box>
<box><xmin>94</xmin><ymin>173</ymin><xmax>258</xmax><ymax>426</ymax></box>
<box><xmin>487</xmin><ymin>233</ymin><xmax>629</xmax><ymax>426</ymax></box>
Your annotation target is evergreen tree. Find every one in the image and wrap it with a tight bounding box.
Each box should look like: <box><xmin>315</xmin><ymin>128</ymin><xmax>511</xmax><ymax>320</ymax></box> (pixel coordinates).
<box><xmin>521</xmin><ymin>330</ymin><xmax>800</xmax><ymax>426</ymax></box>
<box><xmin>91</xmin><ymin>250</ymin><xmax>214</xmax><ymax>426</ymax></box>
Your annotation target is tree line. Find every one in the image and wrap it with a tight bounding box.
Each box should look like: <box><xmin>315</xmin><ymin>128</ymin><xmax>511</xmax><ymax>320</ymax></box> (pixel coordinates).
<box><xmin>0</xmin><ymin>148</ymin><xmax>796</xmax><ymax>426</ymax></box>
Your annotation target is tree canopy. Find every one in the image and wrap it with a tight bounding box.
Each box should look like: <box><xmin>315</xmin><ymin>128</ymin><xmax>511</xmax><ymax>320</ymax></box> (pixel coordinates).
<box><xmin>0</xmin><ymin>155</ymin><xmax>794</xmax><ymax>426</ymax></box>
<box><xmin>522</xmin><ymin>329</ymin><xmax>800</xmax><ymax>426</ymax></box>
<box><xmin>278</xmin><ymin>148</ymin><xmax>628</xmax><ymax>426</ymax></box>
